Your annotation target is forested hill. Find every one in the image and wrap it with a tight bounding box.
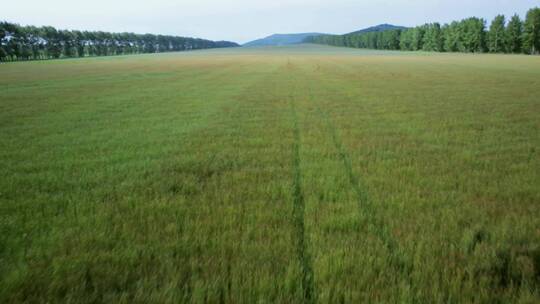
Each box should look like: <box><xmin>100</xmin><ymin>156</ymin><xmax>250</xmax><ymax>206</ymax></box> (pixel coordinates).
<box><xmin>0</xmin><ymin>21</ymin><xmax>239</xmax><ymax>62</ymax></box>
<box><xmin>348</xmin><ymin>24</ymin><xmax>407</xmax><ymax>35</ymax></box>
<box><xmin>243</xmin><ymin>33</ymin><xmax>326</xmax><ymax>47</ymax></box>
<box><xmin>306</xmin><ymin>7</ymin><xmax>540</xmax><ymax>55</ymax></box>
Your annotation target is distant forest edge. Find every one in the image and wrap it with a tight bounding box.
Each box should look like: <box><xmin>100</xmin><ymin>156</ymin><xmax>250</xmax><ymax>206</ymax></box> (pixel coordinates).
<box><xmin>306</xmin><ymin>7</ymin><xmax>540</xmax><ymax>54</ymax></box>
<box><xmin>0</xmin><ymin>22</ymin><xmax>239</xmax><ymax>62</ymax></box>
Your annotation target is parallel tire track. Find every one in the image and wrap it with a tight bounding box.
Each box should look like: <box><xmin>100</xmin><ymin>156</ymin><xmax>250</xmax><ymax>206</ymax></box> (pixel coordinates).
<box><xmin>318</xmin><ymin>107</ymin><xmax>409</xmax><ymax>272</ymax></box>
<box><xmin>305</xmin><ymin>69</ymin><xmax>414</xmax><ymax>280</ymax></box>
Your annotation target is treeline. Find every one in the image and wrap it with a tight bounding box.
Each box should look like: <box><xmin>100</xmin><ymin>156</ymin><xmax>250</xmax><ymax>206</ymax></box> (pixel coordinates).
<box><xmin>306</xmin><ymin>7</ymin><xmax>540</xmax><ymax>54</ymax></box>
<box><xmin>0</xmin><ymin>21</ymin><xmax>239</xmax><ymax>62</ymax></box>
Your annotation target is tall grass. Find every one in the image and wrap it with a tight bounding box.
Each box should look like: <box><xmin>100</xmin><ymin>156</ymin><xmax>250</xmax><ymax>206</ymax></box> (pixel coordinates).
<box><xmin>1</xmin><ymin>46</ymin><xmax>539</xmax><ymax>303</ymax></box>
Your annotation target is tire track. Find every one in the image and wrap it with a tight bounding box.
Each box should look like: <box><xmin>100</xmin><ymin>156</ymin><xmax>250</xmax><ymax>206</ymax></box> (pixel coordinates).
<box><xmin>303</xmin><ymin>64</ymin><xmax>414</xmax><ymax>281</ymax></box>
<box><xmin>318</xmin><ymin>106</ymin><xmax>409</xmax><ymax>272</ymax></box>
<box><xmin>290</xmin><ymin>90</ymin><xmax>316</xmax><ymax>304</ymax></box>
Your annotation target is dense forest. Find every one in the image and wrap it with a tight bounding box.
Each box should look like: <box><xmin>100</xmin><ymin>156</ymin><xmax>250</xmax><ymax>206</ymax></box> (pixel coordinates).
<box><xmin>0</xmin><ymin>22</ymin><xmax>239</xmax><ymax>61</ymax></box>
<box><xmin>306</xmin><ymin>7</ymin><xmax>540</xmax><ymax>54</ymax></box>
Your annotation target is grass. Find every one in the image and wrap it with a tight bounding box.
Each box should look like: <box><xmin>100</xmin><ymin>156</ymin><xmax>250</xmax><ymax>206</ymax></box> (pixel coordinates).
<box><xmin>1</xmin><ymin>44</ymin><xmax>539</xmax><ymax>303</ymax></box>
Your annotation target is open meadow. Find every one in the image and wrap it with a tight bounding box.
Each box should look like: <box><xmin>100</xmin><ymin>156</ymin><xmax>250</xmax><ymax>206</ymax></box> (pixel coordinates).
<box><xmin>1</xmin><ymin>44</ymin><xmax>539</xmax><ymax>303</ymax></box>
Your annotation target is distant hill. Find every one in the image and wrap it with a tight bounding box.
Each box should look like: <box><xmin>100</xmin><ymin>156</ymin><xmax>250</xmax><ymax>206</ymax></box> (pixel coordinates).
<box><xmin>348</xmin><ymin>24</ymin><xmax>407</xmax><ymax>35</ymax></box>
<box><xmin>245</xmin><ymin>25</ymin><xmax>408</xmax><ymax>47</ymax></box>
<box><xmin>243</xmin><ymin>33</ymin><xmax>326</xmax><ymax>47</ymax></box>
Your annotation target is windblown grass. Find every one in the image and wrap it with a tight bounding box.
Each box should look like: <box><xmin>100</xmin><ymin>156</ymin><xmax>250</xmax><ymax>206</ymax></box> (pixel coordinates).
<box><xmin>1</xmin><ymin>44</ymin><xmax>539</xmax><ymax>303</ymax></box>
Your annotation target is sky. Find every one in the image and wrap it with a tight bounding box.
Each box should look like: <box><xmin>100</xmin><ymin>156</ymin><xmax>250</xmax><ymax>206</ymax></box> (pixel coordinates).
<box><xmin>3</xmin><ymin>0</ymin><xmax>539</xmax><ymax>44</ymax></box>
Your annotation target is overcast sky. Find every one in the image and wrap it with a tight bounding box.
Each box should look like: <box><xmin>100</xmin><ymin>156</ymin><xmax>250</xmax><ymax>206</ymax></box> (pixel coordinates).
<box><xmin>3</xmin><ymin>0</ymin><xmax>539</xmax><ymax>43</ymax></box>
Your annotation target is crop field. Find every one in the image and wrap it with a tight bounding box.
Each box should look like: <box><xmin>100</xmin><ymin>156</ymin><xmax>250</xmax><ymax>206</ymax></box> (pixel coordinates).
<box><xmin>1</xmin><ymin>44</ymin><xmax>539</xmax><ymax>303</ymax></box>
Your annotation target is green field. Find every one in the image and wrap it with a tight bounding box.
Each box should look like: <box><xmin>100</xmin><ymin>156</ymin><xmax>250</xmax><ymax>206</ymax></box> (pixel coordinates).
<box><xmin>1</xmin><ymin>44</ymin><xmax>539</xmax><ymax>303</ymax></box>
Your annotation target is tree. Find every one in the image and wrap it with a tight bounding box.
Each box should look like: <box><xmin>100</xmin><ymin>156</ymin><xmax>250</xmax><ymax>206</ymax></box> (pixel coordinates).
<box><xmin>411</xmin><ymin>26</ymin><xmax>426</xmax><ymax>51</ymax></box>
<box><xmin>0</xmin><ymin>22</ymin><xmax>7</xmax><ymax>61</ymax></box>
<box><xmin>506</xmin><ymin>14</ymin><xmax>523</xmax><ymax>53</ymax></box>
<box><xmin>459</xmin><ymin>17</ymin><xmax>487</xmax><ymax>53</ymax></box>
<box><xmin>388</xmin><ymin>30</ymin><xmax>402</xmax><ymax>50</ymax></box>
<box><xmin>423</xmin><ymin>23</ymin><xmax>444</xmax><ymax>52</ymax></box>
<box><xmin>488</xmin><ymin>15</ymin><xmax>506</xmax><ymax>53</ymax></box>
<box><xmin>399</xmin><ymin>29</ymin><xmax>414</xmax><ymax>51</ymax></box>
<box><xmin>0</xmin><ymin>20</ymin><xmax>239</xmax><ymax>61</ymax></box>
<box><xmin>143</xmin><ymin>34</ymin><xmax>156</xmax><ymax>53</ymax></box>
<box><xmin>19</xmin><ymin>30</ymin><xmax>33</xmax><ymax>60</ymax></box>
<box><xmin>72</xmin><ymin>30</ymin><xmax>86</xmax><ymax>57</ymax></box>
<box><xmin>43</xmin><ymin>26</ymin><xmax>62</xmax><ymax>58</ymax></box>
<box><xmin>523</xmin><ymin>7</ymin><xmax>540</xmax><ymax>54</ymax></box>
<box><xmin>442</xmin><ymin>22</ymin><xmax>461</xmax><ymax>52</ymax></box>
<box><xmin>380</xmin><ymin>30</ymin><xmax>401</xmax><ymax>50</ymax></box>
<box><xmin>5</xmin><ymin>23</ymin><xmax>22</xmax><ymax>60</ymax></box>
<box><xmin>60</xmin><ymin>30</ymin><xmax>77</xmax><ymax>57</ymax></box>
